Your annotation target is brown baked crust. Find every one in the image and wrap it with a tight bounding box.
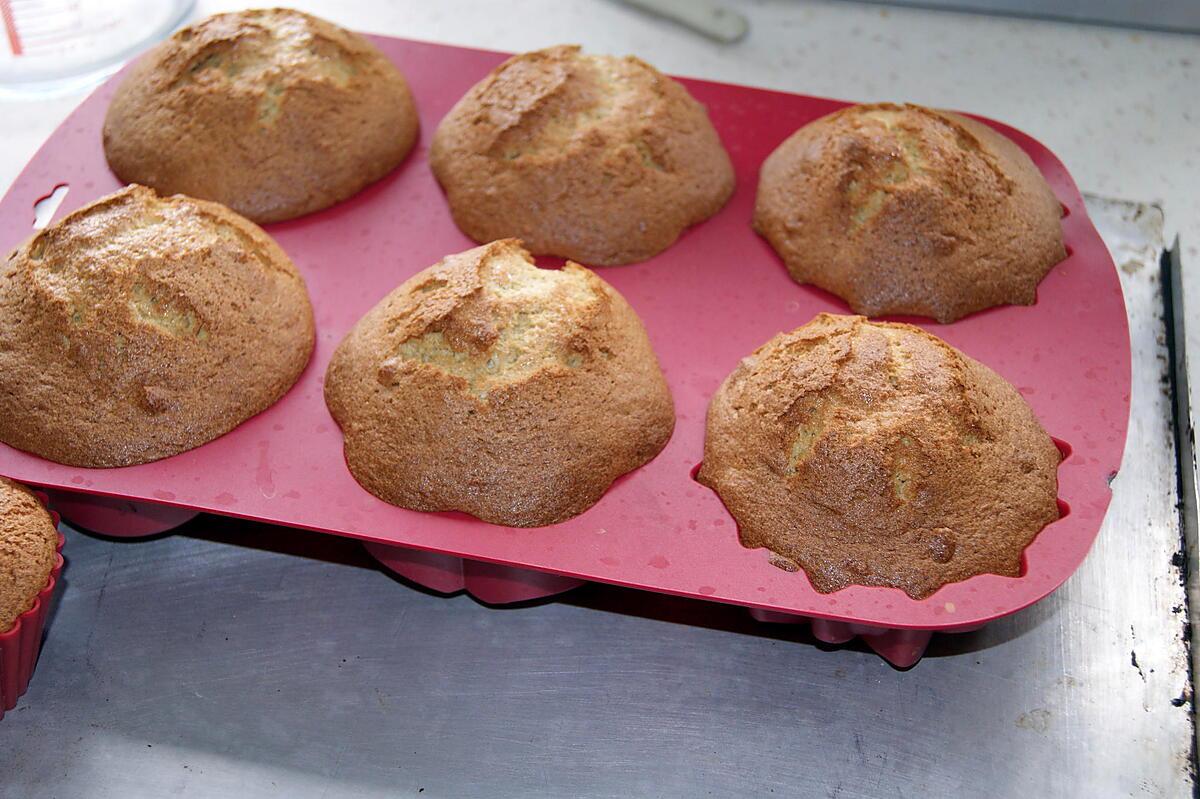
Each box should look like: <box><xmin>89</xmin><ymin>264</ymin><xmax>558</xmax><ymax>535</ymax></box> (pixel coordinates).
<box><xmin>0</xmin><ymin>185</ymin><xmax>315</xmax><ymax>468</ymax></box>
<box><xmin>698</xmin><ymin>313</ymin><xmax>1060</xmax><ymax>599</ymax></box>
<box><xmin>429</xmin><ymin>45</ymin><xmax>734</xmax><ymax>266</ymax></box>
<box><xmin>754</xmin><ymin>103</ymin><xmax>1066</xmax><ymax>323</ymax></box>
<box><xmin>103</xmin><ymin>8</ymin><xmax>419</xmax><ymax>224</ymax></box>
<box><xmin>324</xmin><ymin>239</ymin><xmax>675</xmax><ymax>526</ymax></box>
<box><xmin>0</xmin><ymin>478</ymin><xmax>58</xmax><ymax>633</ymax></box>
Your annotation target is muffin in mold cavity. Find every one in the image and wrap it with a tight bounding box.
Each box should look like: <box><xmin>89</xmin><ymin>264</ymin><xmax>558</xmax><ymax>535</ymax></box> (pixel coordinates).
<box><xmin>325</xmin><ymin>239</ymin><xmax>675</xmax><ymax>526</ymax></box>
<box><xmin>754</xmin><ymin>103</ymin><xmax>1065</xmax><ymax>322</ymax></box>
<box><xmin>699</xmin><ymin>313</ymin><xmax>1061</xmax><ymax>599</ymax></box>
<box><xmin>431</xmin><ymin>45</ymin><xmax>734</xmax><ymax>265</ymax></box>
<box><xmin>103</xmin><ymin>8</ymin><xmax>419</xmax><ymax>223</ymax></box>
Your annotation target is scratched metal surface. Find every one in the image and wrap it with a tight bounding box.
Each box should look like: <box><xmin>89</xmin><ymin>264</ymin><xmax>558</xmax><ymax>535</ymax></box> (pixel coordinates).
<box><xmin>0</xmin><ymin>197</ymin><xmax>1191</xmax><ymax>797</ymax></box>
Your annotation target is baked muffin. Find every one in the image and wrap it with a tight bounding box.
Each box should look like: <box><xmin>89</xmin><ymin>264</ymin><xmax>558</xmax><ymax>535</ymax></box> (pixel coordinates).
<box><xmin>325</xmin><ymin>239</ymin><xmax>675</xmax><ymax>526</ymax></box>
<box><xmin>0</xmin><ymin>185</ymin><xmax>315</xmax><ymax>467</ymax></box>
<box><xmin>699</xmin><ymin>313</ymin><xmax>1060</xmax><ymax>599</ymax></box>
<box><xmin>0</xmin><ymin>478</ymin><xmax>59</xmax><ymax>633</ymax></box>
<box><xmin>103</xmin><ymin>8</ymin><xmax>419</xmax><ymax>224</ymax></box>
<box><xmin>754</xmin><ymin>103</ymin><xmax>1065</xmax><ymax>323</ymax></box>
<box><xmin>430</xmin><ymin>45</ymin><xmax>734</xmax><ymax>265</ymax></box>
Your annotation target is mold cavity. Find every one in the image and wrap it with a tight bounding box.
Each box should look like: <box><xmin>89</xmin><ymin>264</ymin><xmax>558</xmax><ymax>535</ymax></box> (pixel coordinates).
<box><xmin>1056</xmin><ymin>498</ymin><xmax>1071</xmax><ymax>519</ymax></box>
<box><xmin>690</xmin><ymin>462</ymin><xmax>703</xmax><ymax>482</ymax></box>
<box><xmin>1059</xmin><ymin>202</ymin><xmax>1071</xmax><ymax>218</ymax></box>
<box><xmin>1018</xmin><ymin>549</ymin><xmax>1031</xmax><ymax>577</ymax></box>
<box><xmin>33</xmin><ymin>184</ymin><xmax>69</xmax><ymax>230</ymax></box>
<box><xmin>1051</xmin><ymin>437</ymin><xmax>1073</xmax><ymax>461</ymax></box>
<box><xmin>1063</xmin><ymin>244</ymin><xmax>1075</xmax><ymax>258</ymax></box>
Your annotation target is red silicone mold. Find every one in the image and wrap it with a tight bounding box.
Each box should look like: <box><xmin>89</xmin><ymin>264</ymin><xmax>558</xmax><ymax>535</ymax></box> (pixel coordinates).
<box><xmin>0</xmin><ymin>490</ymin><xmax>64</xmax><ymax>720</ymax></box>
<box><xmin>43</xmin><ymin>488</ymin><xmax>198</xmax><ymax>538</ymax></box>
<box><xmin>0</xmin><ymin>37</ymin><xmax>1129</xmax><ymax>666</ymax></box>
<box><xmin>364</xmin><ymin>543</ymin><xmax>586</xmax><ymax>604</ymax></box>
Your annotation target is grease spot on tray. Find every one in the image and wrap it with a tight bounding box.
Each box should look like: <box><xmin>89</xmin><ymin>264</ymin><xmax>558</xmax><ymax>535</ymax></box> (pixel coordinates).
<box><xmin>153</xmin><ymin>490</ymin><xmax>176</xmax><ymax>501</ymax></box>
<box><xmin>648</xmin><ymin>555</ymin><xmax>670</xmax><ymax>569</ymax></box>
<box><xmin>214</xmin><ymin>492</ymin><xmax>237</xmax><ymax>506</ymax></box>
<box><xmin>599</xmin><ymin>556</ymin><xmax>619</xmax><ymax>566</ymax></box>
<box><xmin>698</xmin><ymin>585</ymin><xmax>715</xmax><ymax>595</ymax></box>
<box><xmin>1016</xmin><ymin>709</ymin><xmax>1051</xmax><ymax>733</ymax></box>
<box><xmin>256</xmin><ymin>441</ymin><xmax>275</xmax><ymax>498</ymax></box>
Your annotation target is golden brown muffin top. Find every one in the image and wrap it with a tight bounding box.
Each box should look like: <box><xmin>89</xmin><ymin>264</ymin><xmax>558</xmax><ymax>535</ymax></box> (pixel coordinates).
<box><xmin>699</xmin><ymin>313</ymin><xmax>1060</xmax><ymax>599</ymax></box>
<box><xmin>103</xmin><ymin>8</ymin><xmax>419</xmax><ymax>223</ymax></box>
<box><xmin>380</xmin><ymin>241</ymin><xmax>601</xmax><ymax>399</ymax></box>
<box><xmin>325</xmin><ymin>240</ymin><xmax>675</xmax><ymax>526</ymax></box>
<box><xmin>430</xmin><ymin>45</ymin><xmax>734</xmax><ymax>265</ymax></box>
<box><xmin>0</xmin><ymin>478</ymin><xmax>58</xmax><ymax>633</ymax></box>
<box><xmin>0</xmin><ymin>185</ymin><xmax>315</xmax><ymax>467</ymax></box>
<box><xmin>754</xmin><ymin>103</ymin><xmax>1065</xmax><ymax>322</ymax></box>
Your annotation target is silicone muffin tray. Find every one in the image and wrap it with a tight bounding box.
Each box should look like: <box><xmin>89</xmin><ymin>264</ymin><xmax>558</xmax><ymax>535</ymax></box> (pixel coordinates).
<box><xmin>0</xmin><ymin>36</ymin><xmax>1129</xmax><ymax>667</ymax></box>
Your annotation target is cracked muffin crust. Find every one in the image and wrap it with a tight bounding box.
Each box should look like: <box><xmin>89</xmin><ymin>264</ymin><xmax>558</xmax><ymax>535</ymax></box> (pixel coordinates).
<box><xmin>0</xmin><ymin>185</ymin><xmax>315</xmax><ymax>467</ymax></box>
<box><xmin>103</xmin><ymin>8</ymin><xmax>419</xmax><ymax>224</ymax></box>
<box><xmin>430</xmin><ymin>45</ymin><xmax>734</xmax><ymax>266</ymax></box>
<box><xmin>324</xmin><ymin>239</ymin><xmax>675</xmax><ymax>527</ymax></box>
<box><xmin>0</xmin><ymin>478</ymin><xmax>57</xmax><ymax>633</ymax></box>
<box><xmin>754</xmin><ymin>103</ymin><xmax>1065</xmax><ymax>322</ymax></box>
<box><xmin>698</xmin><ymin>313</ymin><xmax>1060</xmax><ymax>599</ymax></box>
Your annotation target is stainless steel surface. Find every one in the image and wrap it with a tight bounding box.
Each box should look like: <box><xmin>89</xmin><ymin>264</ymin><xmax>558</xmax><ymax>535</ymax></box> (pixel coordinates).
<box><xmin>0</xmin><ymin>197</ymin><xmax>1191</xmax><ymax>797</ymax></box>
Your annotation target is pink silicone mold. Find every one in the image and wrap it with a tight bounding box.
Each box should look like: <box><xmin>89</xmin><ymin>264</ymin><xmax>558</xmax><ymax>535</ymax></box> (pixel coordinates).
<box><xmin>44</xmin><ymin>489</ymin><xmax>198</xmax><ymax>538</ymax></box>
<box><xmin>747</xmin><ymin>608</ymin><xmax>986</xmax><ymax>668</ymax></box>
<box><xmin>0</xmin><ymin>37</ymin><xmax>1130</xmax><ymax>666</ymax></box>
<box><xmin>364</xmin><ymin>543</ymin><xmax>585</xmax><ymax>604</ymax></box>
<box><xmin>0</xmin><ymin>490</ymin><xmax>64</xmax><ymax>720</ymax></box>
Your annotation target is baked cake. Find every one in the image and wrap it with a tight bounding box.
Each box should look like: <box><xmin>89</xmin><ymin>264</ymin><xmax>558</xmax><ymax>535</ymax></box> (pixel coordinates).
<box><xmin>0</xmin><ymin>185</ymin><xmax>315</xmax><ymax>467</ymax></box>
<box><xmin>698</xmin><ymin>313</ymin><xmax>1060</xmax><ymax>599</ymax></box>
<box><xmin>754</xmin><ymin>103</ymin><xmax>1066</xmax><ymax>322</ymax></box>
<box><xmin>0</xmin><ymin>478</ymin><xmax>58</xmax><ymax>633</ymax></box>
<box><xmin>325</xmin><ymin>239</ymin><xmax>675</xmax><ymax>526</ymax></box>
<box><xmin>103</xmin><ymin>8</ymin><xmax>419</xmax><ymax>223</ymax></box>
<box><xmin>430</xmin><ymin>45</ymin><xmax>734</xmax><ymax>265</ymax></box>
